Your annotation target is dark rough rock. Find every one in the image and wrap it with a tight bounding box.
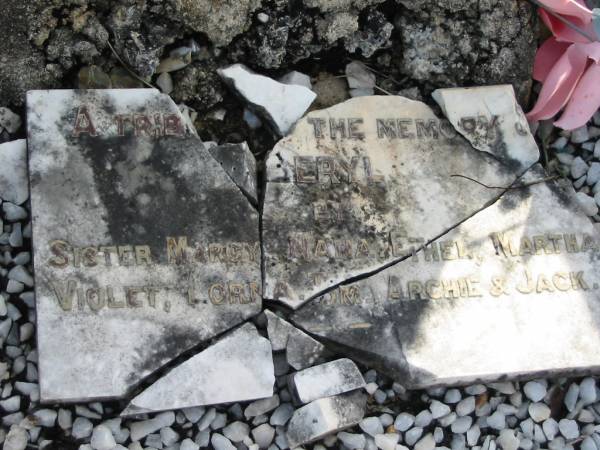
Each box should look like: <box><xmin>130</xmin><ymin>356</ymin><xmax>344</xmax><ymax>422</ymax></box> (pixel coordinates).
<box><xmin>0</xmin><ymin>1</ymin><xmax>61</xmax><ymax>107</ymax></box>
<box><xmin>395</xmin><ymin>0</ymin><xmax>537</xmax><ymax>104</ymax></box>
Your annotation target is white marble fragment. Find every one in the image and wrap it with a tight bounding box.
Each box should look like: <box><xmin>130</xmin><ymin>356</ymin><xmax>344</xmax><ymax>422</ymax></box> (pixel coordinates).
<box><xmin>0</xmin><ymin>140</ymin><xmax>28</xmax><ymax>205</ymax></box>
<box><xmin>289</xmin><ymin>358</ymin><xmax>365</xmax><ymax>404</ymax></box>
<box><xmin>122</xmin><ymin>323</ymin><xmax>274</xmax><ymax>416</ymax></box>
<box><xmin>218</xmin><ymin>64</ymin><xmax>316</xmax><ymax>135</ymax></box>
<box><xmin>432</xmin><ymin>85</ymin><xmax>539</xmax><ymax>170</ymax></box>
<box><xmin>286</xmin><ymin>391</ymin><xmax>366</xmax><ymax>448</ymax></box>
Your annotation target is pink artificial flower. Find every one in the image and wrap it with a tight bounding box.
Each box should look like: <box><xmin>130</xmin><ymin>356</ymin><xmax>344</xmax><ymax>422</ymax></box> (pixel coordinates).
<box><xmin>526</xmin><ymin>0</ymin><xmax>600</xmax><ymax>130</ymax></box>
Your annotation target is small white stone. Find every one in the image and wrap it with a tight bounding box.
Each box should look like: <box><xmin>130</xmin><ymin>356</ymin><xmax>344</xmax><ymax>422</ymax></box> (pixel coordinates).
<box><xmin>487</xmin><ymin>411</ymin><xmax>506</xmax><ymax>430</ymax></box>
<box><xmin>223</xmin><ymin>421</ymin><xmax>250</xmax><ymax>443</ymax></box>
<box><xmin>257</xmin><ymin>12</ymin><xmax>269</xmax><ymax>23</ymax></box>
<box><xmin>33</xmin><ymin>409</ymin><xmax>57</xmax><ymax>427</ymax></box>
<box><xmin>488</xmin><ymin>382</ymin><xmax>516</xmax><ymax>395</ymax></box>
<box><xmin>252</xmin><ymin>423</ymin><xmax>275</xmax><ymax>449</ymax></box>
<box><xmin>346</xmin><ymin>61</ymin><xmax>376</xmax><ymax>90</ymax></box>
<box><xmin>465</xmin><ymin>385</ymin><xmax>486</xmax><ymax>395</ymax></box>
<box><xmin>365</xmin><ymin>382</ymin><xmax>379</xmax><ymax>395</ymax></box>
<box><xmin>588</xmin><ymin>163</ymin><xmax>600</xmax><ymax>185</ymax></box>
<box><xmin>576</xmin><ymin>192</ymin><xmax>598</xmax><ymax>216</ymax></box>
<box><xmin>467</xmin><ymin>425</ymin><xmax>480</xmax><ymax>446</ymax></box>
<box><xmin>552</xmin><ymin>136</ymin><xmax>569</xmax><ymax>150</ymax></box>
<box><xmin>4</xmin><ymin>425</ymin><xmax>28</xmax><ymax>450</ymax></box>
<box><xmin>415</xmin><ymin>433</ymin><xmax>436</xmax><ymax>450</ymax></box>
<box><xmin>374</xmin><ymin>433</ymin><xmax>399</xmax><ymax>450</ymax></box>
<box><xmin>582</xmin><ymin>436</ymin><xmax>598</xmax><ymax>450</ymax></box>
<box><xmin>444</xmin><ymin>389</ymin><xmax>462</xmax><ymax>403</ymax></box>
<box><xmin>160</xmin><ymin>426</ymin><xmax>179</xmax><ymax>446</ymax></box>
<box><xmin>456</xmin><ymin>397</ymin><xmax>476</xmax><ymax>416</ymax></box>
<box><xmin>430</xmin><ymin>400</ymin><xmax>451</xmax><ymax>419</ymax></box>
<box><xmin>72</xmin><ymin>417</ymin><xmax>93</xmax><ymax>439</ymax></box>
<box><xmin>180</xmin><ymin>438</ymin><xmax>200</xmax><ymax>450</ymax></box>
<box><xmin>594</xmin><ymin>140</ymin><xmax>600</xmax><ymax>159</ymax></box>
<box><xmin>579</xmin><ymin>378</ymin><xmax>597</xmax><ymax>404</ymax></box>
<box><xmin>58</xmin><ymin>409</ymin><xmax>72</xmax><ymax>430</ymax></box>
<box><xmin>394</xmin><ymin>413</ymin><xmax>414</xmax><ymax>432</ymax></box>
<box><xmin>90</xmin><ymin>425</ymin><xmax>116</xmax><ymax>450</ymax></box>
<box><xmin>571</xmin><ymin>125</ymin><xmax>590</xmax><ymax>143</ymax></box>
<box><xmin>415</xmin><ymin>410</ymin><xmax>433</xmax><ymax>427</ymax></box>
<box><xmin>543</xmin><ymin>418</ymin><xmax>559</xmax><ymax>440</ymax></box>
<box><xmin>438</xmin><ymin>412</ymin><xmax>457</xmax><ymax>427</ymax></box>
<box><xmin>156</xmin><ymin>73</ymin><xmax>173</xmax><ymax>95</ymax></box>
<box><xmin>564</xmin><ymin>384</ymin><xmax>579</xmax><ymax>411</ymax></box>
<box><xmin>270</xmin><ymin>403</ymin><xmax>294</xmax><ymax>426</ymax></box>
<box><xmin>558</xmin><ymin>419</ymin><xmax>579</xmax><ymax>439</ymax></box>
<box><xmin>405</xmin><ymin>427</ymin><xmax>423</xmax><ymax>446</ymax></box>
<box><xmin>338</xmin><ymin>431</ymin><xmax>366</xmax><ymax>449</ymax></box>
<box><xmin>523</xmin><ymin>381</ymin><xmax>546</xmax><ymax>402</ymax></box>
<box><xmin>129</xmin><ymin>411</ymin><xmax>175</xmax><ymax>442</ymax></box>
<box><xmin>498</xmin><ymin>429</ymin><xmax>520</xmax><ymax>450</ymax></box>
<box><xmin>572</xmin><ymin>157</ymin><xmax>589</xmax><ymax>179</ymax></box>
<box><xmin>182</xmin><ymin>406</ymin><xmax>205</xmax><ymax>423</ymax></box>
<box><xmin>528</xmin><ymin>402</ymin><xmax>551</xmax><ymax>423</ymax></box>
<box><xmin>212</xmin><ymin>433</ymin><xmax>236</xmax><ymax>450</ymax></box>
<box><xmin>451</xmin><ymin>416</ymin><xmax>473</xmax><ymax>434</ymax></box>
<box><xmin>360</xmin><ymin>417</ymin><xmax>384</xmax><ymax>436</ymax></box>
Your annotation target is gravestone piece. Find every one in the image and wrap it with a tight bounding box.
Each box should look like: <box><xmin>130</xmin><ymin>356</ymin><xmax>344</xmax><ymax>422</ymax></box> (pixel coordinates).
<box><xmin>121</xmin><ymin>323</ymin><xmax>274</xmax><ymax>416</ymax></box>
<box><xmin>262</xmin><ymin>90</ymin><xmax>538</xmax><ymax>309</ymax></box>
<box><xmin>27</xmin><ymin>89</ymin><xmax>261</xmax><ymax>402</ymax></box>
<box><xmin>293</xmin><ymin>167</ymin><xmax>600</xmax><ymax>388</ymax></box>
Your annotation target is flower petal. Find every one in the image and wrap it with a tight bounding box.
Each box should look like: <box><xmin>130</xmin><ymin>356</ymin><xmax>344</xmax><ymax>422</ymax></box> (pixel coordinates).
<box><xmin>539</xmin><ymin>0</ymin><xmax>592</xmax><ymax>22</ymax></box>
<box><xmin>526</xmin><ymin>44</ymin><xmax>589</xmax><ymax>122</ymax></box>
<box><xmin>533</xmin><ymin>37</ymin><xmax>571</xmax><ymax>82</ymax></box>
<box><xmin>540</xmin><ymin>9</ymin><xmax>595</xmax><ymax>42</ymax></box>
<box><xmin>554</xmin><ymin>63</ymin><xmax>600</xmax><ymax>129</ymax></box>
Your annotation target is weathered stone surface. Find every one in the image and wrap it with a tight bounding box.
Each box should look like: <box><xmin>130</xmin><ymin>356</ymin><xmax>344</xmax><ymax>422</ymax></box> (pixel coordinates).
<box><xmin>286</xmin><ymin>391</ymin><xmax>367</xmax><ymax>448</ymax></box>
<box><xmin>218</xmin><ymin>64</ymin><xmax>317</xmax><ymax>136</ymax></box>
<box><xmin>432</xmin><ymin>85</ymin><xmax>538</xmax><ymax>170</ymax></box>
<box><xmin>0</xmin><ymin>140</ymin><xmax>28</xmax><ymax>205</ymax></box>
<box><xmin>121</xmin><ymin>323</ymin><xmax>274</xmax><ymax>416</ymax></box>
<box><xmin>289</xmin><ymin>358</ymin><xmax>365</xmax><ymax>404</ymax></box>
<box><xmin>174</xmin><ymin>0</ymin><xmax>262</xmax><ymax>47</ymax></box>
<box><xmin>264</xmin><ymin>310</ymin><xmax>331</xmax><ymax>369</ymax></box>
<box><xmin>293</xmin><ymin>166</ymin><xmax>600</xmax><ymax>388</ymax></box>
<box><xmin>263</xmin><ymin>92</ymin><xmax>537</xmax><ymax>309</ymax></box>
<box><xmin>207</xmin><ymin>142</ymin><xmax>258</xmax><ymax>204</ymax></box>
<box><xmin>27</xmin><ymin>89</ymin><xmax>261</xmax><ymax>402</ymax></box>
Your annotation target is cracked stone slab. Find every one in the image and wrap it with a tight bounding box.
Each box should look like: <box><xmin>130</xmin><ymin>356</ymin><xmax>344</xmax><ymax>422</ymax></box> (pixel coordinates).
<box><xmin>27</xmin><ymin>89</ymin><xmax>261</xmax><ymax>403</ymax></box>
<box><xmin>0</xmin><ymin>139</ymin><xmax>28</xmax><ymax>205</ymax></box>
<box><xmin>207</xmin><ymin>142</ymin><xmax>258</xmax><ymax>204</ymax></box>
<box><xmin>121</xmin><ymin>323</ymin><xmax>274</xmax><ymax>416</ymax></box>
<box><xmin>288</xmin><ymin>358</ymin><xmax>365</xmax><ymax>404</ymax></box>
<box><xmin>262</xmin><ymin>93</ymin><xmax>537</xmax><ymax>309</ymax></box>
<box><xmin>264</xmin><ymin>310</ymin><xmax>331</xmax><ymax>369</ymax></box>
<box><xmin>286</xmin><ymin>391</ymin><xmax>367</xmax><ymax>448</ymax></box>
<box><xmin>293</xmin><ymin>165</ymin><xmax>600</xmax><ymax>388</ymax></box>
<box><xmin>218</xmin><ymin>64</ymin><xmax>317</xmax><ymax>136</ymax></box>
<box><xmin>432</xmin><ymin>85</ymin><xmax>539</xmax><ymax>171</ymax></box>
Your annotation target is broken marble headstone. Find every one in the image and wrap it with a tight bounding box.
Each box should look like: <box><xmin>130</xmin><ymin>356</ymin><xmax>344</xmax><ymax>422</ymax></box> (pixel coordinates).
<box><xmin>432</xmin><ymin>85</ymin><xmax>539</xmax><ymax>170</ymax></box>
<box><xmin>207</xmin><ymin>142</ymin><xmax>258</xmax><ymax>204</ymax></box>
<box><xmin>27</xmin><ymin>89</ymin><xmax>261</xmax><ymax>402</ymax></box>
<box><xmin>286</xmin><ymin>391</ymin><xmax>367</xmax><ymax>448</ymax></box>
<box><xmin>0</xmin><ymin>139</ymin><xmax>28</xmax><ymax>205</ymax></box>
<box><xmin>293</xmin><ymin>165</ymin><xmax>600</xmax><ymax>388</ymax></box>
<box><xmin>264</xmin><ymin>310</ymin><xmax>331</xmax><ymax>369</ymax></box>
<box><xmin>218</xmin><ymin>64</ymin><xmax>316</xmax><ymax>136</ymax></box>
<box><xmin>262</xmin><ymin>88</ymin><xmax>538</xmax><ymax>309</ymax></box>
<box><xmin>288</xmin><ymin>358</ymin><xmax>365</xmax><ymax>404</ymax></box>
<box><xmin>121</xmin><ymin>323</ymin><xmax>274</xmax><ymax>416</ymax></box>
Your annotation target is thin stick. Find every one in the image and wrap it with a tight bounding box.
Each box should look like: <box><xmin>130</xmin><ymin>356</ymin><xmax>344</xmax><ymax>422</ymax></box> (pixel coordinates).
<box><xmin>106</xmin><ymin>40</ymin><xmax>155</xmax><ymax>89</ymax></box>
<box><xmin>450</xmin><ymin>174</ymin><xmax>560</xmax><ymax>190</ymax></box>
<box><xmin>527</xmin><ymin>0</ymin><xmax>597</xmax><ymax>42</ymax></box>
